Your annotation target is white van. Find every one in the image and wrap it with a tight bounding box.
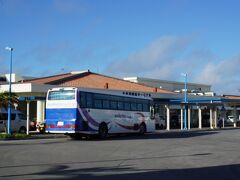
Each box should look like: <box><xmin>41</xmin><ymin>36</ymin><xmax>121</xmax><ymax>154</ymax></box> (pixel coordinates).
<box><xmin>227</xmin><ymin>115</ymin><xmax>240</xmax><ymax>123</ymax></box>
<box><xmin>0</xmin><ymin>108</ymin><xmax>27</xmax><ymax>133</ymax></box>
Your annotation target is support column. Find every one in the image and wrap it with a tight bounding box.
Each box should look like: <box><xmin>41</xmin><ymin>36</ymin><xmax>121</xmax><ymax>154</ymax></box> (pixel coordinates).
<box><xmin>37</xmin><ymin>100</ymin><xmax>44</xmax><ymax>124</ymax></box>
<box><xmin>223</xmin><ymin>114</ymin><xmax>225</xmax><ymax>128</ymax></box>
<box><xmin>26</xmin><ymin>101</ymin><xmax>30</xmax><ymax>135</ymax></box>
<box><xmin>233</xmin><ymin>105</ymin><xmax>237</xmax><ymax>128</ymax></box>
<box><xmin>184</xmin><ymin>105</ymin><xmax>187</xmax><ymax>130</ymax></box>
<box><xmin>181</xmin><ymin>107</ymin><xmax>183</xmax><ymax>130</ymax></box>
<box><xmin>198</xmin><ymin>106</ymin><xmax>202</xmax><ymax>129</ymax></box>
<box><xmin>222</xmin><ymin>105</ymin><xmax>226</xmax><ymax>128</ymax></box>
<box><xmin>188</xmin><ymin>107</ymin><xmax>191</xmax><ymax>130</ymax></box>
<box><xmin>210</xmin><ymin>108</ymin><xmax>213</xmax><ymax>129</ymax></box>
<box><xmin>42</xmin><ymin>101</ymin><xmax>45</xmax><ymax>122</ymax></box>
<box><xmin>166</xmin><ymin>105</ymin><xmax>170</xmax><ymax>131</ymax></box>
<box><xmin>214</xmin><ymin>108</ymin><xmax>217</xmax><ymax>128</ymax></box>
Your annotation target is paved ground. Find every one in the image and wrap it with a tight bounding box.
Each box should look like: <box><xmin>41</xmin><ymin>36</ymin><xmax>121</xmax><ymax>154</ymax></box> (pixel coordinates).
<box><xmin>0</xmin><ymin>129</ymin><xmax>240</xmax><ymax>180</ymax></box>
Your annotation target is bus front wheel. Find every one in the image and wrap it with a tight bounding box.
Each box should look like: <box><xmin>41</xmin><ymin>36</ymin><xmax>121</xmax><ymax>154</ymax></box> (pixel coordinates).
<box><xmin>139</xmin><ymin>123</ymin><xmax>146</xmax><ymax>135</ymax></box>
<box><xmin>98</xmin><ymin>123</ymin><xmax>108</xmax><ymax>139</ymax></box>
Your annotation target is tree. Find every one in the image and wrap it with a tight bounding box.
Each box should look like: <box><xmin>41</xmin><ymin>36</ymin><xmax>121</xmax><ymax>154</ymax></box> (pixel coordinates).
<box><xmin>0</xmin><ymin>92</ymin><xmax>8</xmax><ymax>109</ymax></box>
<box><xmin>0</xmin><ymin>91</ymin><xmax>18</xmax><ymax>109</ymax></box>
<box><xmin>0</xmin><ymin>91</ymin><xmax>19</xmax><ymax>133</ymax></box>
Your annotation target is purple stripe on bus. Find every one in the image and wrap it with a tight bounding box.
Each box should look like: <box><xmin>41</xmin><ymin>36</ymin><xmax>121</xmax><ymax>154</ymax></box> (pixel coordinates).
<box><xmin>81</xmin><ymin>108</ymin><xmax>100</xmax><ymax>127</ymax></box>
<box><xmin>115</xmin><ymin>122</ymin><xmax>138</xmax><ymax>130</ymax></box>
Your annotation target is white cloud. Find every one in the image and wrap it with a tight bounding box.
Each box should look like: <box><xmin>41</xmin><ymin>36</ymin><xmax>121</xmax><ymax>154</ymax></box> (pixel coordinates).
<box><xmin>105</xmin><ymin>35</ymin><xmax>240</xmax><ymax>95</ymax></box>
<box><xmin>194</xmin><ymin>56</ymin><xmax>240</xmax><ymax>95</ymax></box>
<box><xmin>107</xmin><ymin>36</ymin><xmax>193</xmax><ymax>78</ymax></box>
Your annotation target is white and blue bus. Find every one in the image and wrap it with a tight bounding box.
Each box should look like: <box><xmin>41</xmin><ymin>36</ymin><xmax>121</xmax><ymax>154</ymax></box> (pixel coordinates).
<box><xmin>45</xmin><ymin>87</ymin><xmax>155</xmax><ymax>138</ymax></box>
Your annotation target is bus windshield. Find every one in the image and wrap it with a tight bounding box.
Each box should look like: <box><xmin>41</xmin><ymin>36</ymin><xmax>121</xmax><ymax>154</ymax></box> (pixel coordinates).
<box><xmin>48</xmin><ymin>90</ymin><xmax>75</xmax><ymax>100</ymax></box>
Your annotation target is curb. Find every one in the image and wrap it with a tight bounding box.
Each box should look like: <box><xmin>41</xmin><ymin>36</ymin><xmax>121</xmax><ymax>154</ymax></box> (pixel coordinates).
<box><xmin>0</xmin><ymin>133</ymin><xmax>68</xmax><ymax>141</ymax></box>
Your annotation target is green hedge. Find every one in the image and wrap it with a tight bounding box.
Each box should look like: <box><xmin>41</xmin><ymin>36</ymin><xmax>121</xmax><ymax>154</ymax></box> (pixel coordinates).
<box><xmin>0</xmin><ymin>133</ymin><xmax>30</xmax><ymax>139</ymax></box>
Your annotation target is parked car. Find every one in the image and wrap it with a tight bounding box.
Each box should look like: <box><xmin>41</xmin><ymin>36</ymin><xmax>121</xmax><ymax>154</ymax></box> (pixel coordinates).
<box><xmin>224</xmin><ymin>115</ymin><xmax>240</xmax><ymax>126</ymax></box>
<box><xmin>0</xmin><ymin>108</ymin><xmax>27</xmax><ymax>133</ymax></box>
<box><xmin>227</xmin><ymin>116</ymin><xmax>234</xmax><ymax>123</ymax></box>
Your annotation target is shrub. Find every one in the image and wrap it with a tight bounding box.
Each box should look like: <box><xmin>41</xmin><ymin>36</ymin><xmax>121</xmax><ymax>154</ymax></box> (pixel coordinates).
<box><xmin>0</xmin><ymin>133</ymin><xmax>29</xmax><ymax>139</ymax></box>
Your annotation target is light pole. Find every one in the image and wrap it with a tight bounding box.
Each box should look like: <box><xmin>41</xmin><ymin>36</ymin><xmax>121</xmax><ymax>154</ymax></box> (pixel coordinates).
<box><xmin>181</xmin><ymin>73</ymin><xmax>188</xmax><ymax>130</ymax></box>
<box><xmin>5</xmin><ymin>46</ymin><xmax>13</xmax><ymax>135</ymax></box>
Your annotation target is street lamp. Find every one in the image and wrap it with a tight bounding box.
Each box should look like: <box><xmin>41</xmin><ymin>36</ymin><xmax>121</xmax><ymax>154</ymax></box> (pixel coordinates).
<box><xmin>181</xmin><ymin>73</ymin><xmax>188</xmax><ymax>130</ymax></box>
<box><xmin>5</xmin><ymin>46</ymin><xmax>13</xmax><ymax>135</ymax></box>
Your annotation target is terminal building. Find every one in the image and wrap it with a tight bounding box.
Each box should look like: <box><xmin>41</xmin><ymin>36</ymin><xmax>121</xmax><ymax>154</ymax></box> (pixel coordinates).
<box><xmin>0</xmin><ymin>70</ymin><xmax>239</xmax><ymax>131</ymax></box>
<box><xmin>124</xmin><ymin>77</ymin><xmax>212</xmax><ymax>94</ymax></box>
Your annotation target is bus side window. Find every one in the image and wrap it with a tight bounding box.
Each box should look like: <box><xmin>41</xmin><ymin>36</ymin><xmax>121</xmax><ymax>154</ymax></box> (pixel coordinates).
<box><xmin>124</xmin><ymin>102</ymin><xmax>130</xmax><ymax>111</ymax></box>
<box><xmin>86</xmin><ymin>93</ymin><xmax>93</xmax><ymax>108</ymax></box>
<box><xmin>131</xmin><ymin>103</ymin><xmax>137</xmax><ymax>111</ymax></box>
<box><xmin>137</xmin><ymin>103</ymin><xmax>142</xmax><ymax>111</ymax></box>
<box><xmin>94</xmin><ymin>99</ymin><xmax>102</xmax><ymax>109</ymax></box>
<box><xmin>110</xmin><ymin>101</ymin><xmax>117</xmax><ymax>110</ymax></box>
<box><xmin>103</xmin><ymin>100</ymin><xmax>110</xmax><ymax>109</ymax></box>
<box><xmin>80</xmin><ymin>92</ymin><xmax>86</xmax><ymax>107</ymax></box>
<box><xmin>117</xmin><ymin>101</ymin><xmax>124</xmax><ymax>110</ymax></box>
<box><xmin>143</xmin><ymin>103</ymin><xmax>149</xmax><ymax>112</ymax></box>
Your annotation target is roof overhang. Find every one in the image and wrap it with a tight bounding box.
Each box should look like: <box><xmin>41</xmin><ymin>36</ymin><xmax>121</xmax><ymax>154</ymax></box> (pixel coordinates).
<box><xmin>0</xmin><ymin>83</ymin><xmax>58</xmax><ymax>93</ymax></box>
<box><xmin>154</xmin><ymin>93</ymin><xmax>240</xmax><ymax>106</ymax></box>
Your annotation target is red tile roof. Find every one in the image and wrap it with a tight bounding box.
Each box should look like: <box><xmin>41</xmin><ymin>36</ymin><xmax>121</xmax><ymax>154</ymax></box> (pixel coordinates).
<box><xmin>23</xmin><ymin>73</ymin><xmax>75</xmax><ymax>84</ymax></box>
<box><xmin>24</xmin><ymin>71</ymin><xmax>174</xmax><ymax>94</ymax></box>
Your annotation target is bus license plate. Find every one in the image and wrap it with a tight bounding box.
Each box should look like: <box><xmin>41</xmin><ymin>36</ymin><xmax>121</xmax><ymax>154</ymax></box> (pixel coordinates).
<box><xmin>57</xmin><ymin>121</ymin><xmax>64</xmax><ymax>126</ymax></box>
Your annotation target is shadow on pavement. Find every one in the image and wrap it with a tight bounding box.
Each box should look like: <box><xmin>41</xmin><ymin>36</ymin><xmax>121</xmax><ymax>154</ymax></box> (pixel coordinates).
<box><xmin>1</xmin><ymin>163</ymin><xmax>239</xmax><ymax>180</ymax></box>
<box><xmin>41</xmin><ymin>163</ymin><xmax>240</xmax><ymax>180</ymax></box>
<box><xmin>0</xmin><ymin>152</ymin><xmax>212</xmax><ymax>169</ymax></box>
<box><xmin>76</xmin><ymin>130</ymin><xmax>219</xmax><ymax>141</ymax></box>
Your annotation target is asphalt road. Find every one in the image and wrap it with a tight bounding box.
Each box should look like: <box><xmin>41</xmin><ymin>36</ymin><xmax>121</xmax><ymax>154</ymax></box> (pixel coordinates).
<box><xmin>0</xmin><ymin>129</ymin><xmax>240</xmax><ymax>180</ymax></box>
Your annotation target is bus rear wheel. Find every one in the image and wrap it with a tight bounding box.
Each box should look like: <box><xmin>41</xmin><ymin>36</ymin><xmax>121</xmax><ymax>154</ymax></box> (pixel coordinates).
<box><xmin>98</xmin><ymin>123</ymin><xmax>108</xmax><ymax>139</ymax></box>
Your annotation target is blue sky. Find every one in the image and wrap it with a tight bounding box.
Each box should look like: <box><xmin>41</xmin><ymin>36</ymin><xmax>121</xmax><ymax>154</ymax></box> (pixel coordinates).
<box><xmin>0</xmin><ymin>0</ymin><xmax>240</xmax><ymax>95</ymax></box>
